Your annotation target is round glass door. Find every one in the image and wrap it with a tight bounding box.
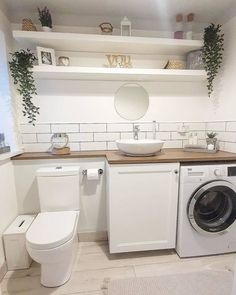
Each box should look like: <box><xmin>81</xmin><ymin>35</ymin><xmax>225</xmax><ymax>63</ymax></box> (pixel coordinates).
<box><xmin>188</xmin><ymin>180</ymin><xmax>236</xmax><ymax>234</ymax></box>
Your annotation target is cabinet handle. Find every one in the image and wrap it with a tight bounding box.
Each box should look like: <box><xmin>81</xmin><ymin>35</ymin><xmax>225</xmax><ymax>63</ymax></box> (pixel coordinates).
<box><xmin>174</xmin><ymin>169</ymin><xmax>179</xmax><ymax>174</ymax></box>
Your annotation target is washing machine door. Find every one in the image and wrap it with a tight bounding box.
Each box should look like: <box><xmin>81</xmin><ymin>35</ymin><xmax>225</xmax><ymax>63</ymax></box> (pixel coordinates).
<box><xmin>188</xmin><ymin>180</ymin><xmax>236</xmax><ymax>235</ymax></box>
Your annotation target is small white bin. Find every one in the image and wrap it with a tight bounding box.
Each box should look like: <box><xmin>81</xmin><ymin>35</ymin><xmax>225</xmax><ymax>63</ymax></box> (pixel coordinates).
<box><xmin>3</xmin><ymin>215</ymin><xmax>36</xmax><ymax>270</ymax></box>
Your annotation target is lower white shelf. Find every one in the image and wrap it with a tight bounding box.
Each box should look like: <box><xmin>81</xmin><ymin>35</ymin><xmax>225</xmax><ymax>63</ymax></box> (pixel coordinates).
<box><xmin>33</xmin><ymin>66</ymin><xmax>206</xmax><ymax>82</ymax></box>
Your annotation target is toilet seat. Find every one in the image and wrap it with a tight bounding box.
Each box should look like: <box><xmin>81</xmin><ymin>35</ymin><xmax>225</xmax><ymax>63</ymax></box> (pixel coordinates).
<box><xmin>26</xmin><ymin>211</ymin><xmax>78</xmax><ymax>250</ymax></box>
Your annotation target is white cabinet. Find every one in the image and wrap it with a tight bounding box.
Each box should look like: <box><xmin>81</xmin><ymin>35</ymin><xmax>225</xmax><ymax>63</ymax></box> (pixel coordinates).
<box><xmin>107</xmin><ymin>163</ymin><xmax>179</xmax><ymax>253</ymax></box>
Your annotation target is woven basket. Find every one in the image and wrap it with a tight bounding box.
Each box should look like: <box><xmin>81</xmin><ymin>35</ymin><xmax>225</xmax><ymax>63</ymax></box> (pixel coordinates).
<box><xmin>22</xmin><ymin>19</ymin><xmax>37</xmax><ymax>31</ymax></box>
<box><xmin>164</xmin><ymin>60</ymin><xmax>185</xmax><ymax>69</ymax></box>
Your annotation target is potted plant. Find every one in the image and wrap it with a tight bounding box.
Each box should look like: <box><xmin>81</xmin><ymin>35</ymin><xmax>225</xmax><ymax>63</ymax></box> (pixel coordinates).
<box><xmin>201</xmin><ymin>23</ymin><xmax>224</xmax><ymax>97</ymax></box>
<box><xmin>206</xmin><ymin>132</ymin><xmax>218</xmax><ymax>150</ymax></box>
<box><xmin>9</xmin><ymin>49</ymin><xmax>39</xmax><ymax>125</ymax></box>
<box><xmin>38</xmin><ymin>7</ymin><xmax>52</xmax><ymax>32</ymax></box>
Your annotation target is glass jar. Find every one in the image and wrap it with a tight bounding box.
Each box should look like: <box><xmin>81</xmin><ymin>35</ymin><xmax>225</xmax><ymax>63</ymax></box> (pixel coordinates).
<box><xmin>206</xmin><ymin>137</ymin><xmax>217</xmax><ymax>150</ymax></box>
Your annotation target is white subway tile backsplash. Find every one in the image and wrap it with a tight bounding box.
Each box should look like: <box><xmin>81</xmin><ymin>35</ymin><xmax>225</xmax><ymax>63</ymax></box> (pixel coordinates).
<box><xmin>187</xmin><ymin>122</ymin><xmax>206</xmax><ymax>131</ymax></box>
<box><xmin>107</xmin><ymin>142</ymin><xmax>118</xmax><ymax>150</ymax></box>
<box><xmin>146</xmin><ymin>132</ymin><xmax>170</xmax><ymax>140</ymax></box>
<box><xmin>138</xmin><ymin>123</ymin><xmax>156</xmax><ymax>132</ymax></box>
<box><xmin>68</xmin><ymin>143</ymin><xmax>80</xmax><ymax>151</ymax></box>
<box><xmin>37</xmin><ymin>133</ymin><xmax>52</xmax><ymax>143</ymax></box>
<box><xmin>23</xmin><ymin>143</ymin><xmax>50</xmax><ymax>152</ymax></box>
<box><xmin>20</xmin><ymin>124</ymin><xmax>50</xmax><ymax>134</ymax></box>
<box><xmin>206</xmin><ymin>122</ymin><xmax>226</xmax><ymax>131</ymax></box>
<box><xmin>80</xmin><ymin>124</ymin><xmax>106</xmax><ymax>132</ymax></box>
<box><xmin>171</xmin><ymin>132</ymin><xmax>188</xmax><ymax>140</ymax></box>
<box><xmin>217</xmin><ymin>132</ymin><xmax>236</xmax><ymax>142</ymax></box>
<box><xmin>226</xmin><ymin>122</ymin><xmax>236</xmax><ymax>132</ymax></box>
<box><xmin>21</xmin><ymin>133</ymin><xmax>37</xmax><ymax>143</ymax></box>
<box><xmin>120</xmin><ymin>132</ymin><xmax>146</xmax><ymax>140</ymax></box>
<box><xmin>51</xmin><ymin>124</ymin><xmax>79</xmax><ymax>133</ymax></box>
<box><xmin>80</xmin><ymin>142</ymin><xmax>107</xmax><ymax>151</ymax></box>
<box><xmin>164</xmin><ymin>140</ymin><xmax>183</xmax><ymax>148</ymax></box>
<box><xmin>19</xmin><ymin>121</ymin><xmax>236</xmax><ymax>153</ymax></box>
<box><xmin>107</xmin><ymin>123</ymin><xmax>133</xmax><ymax>132</ymax></box>
<box><xmin>159</xmin><ymin>123</ymin><xmax>180</xmax><ymax>132</ymax></box>
<box><xmin>218</xmin><ymin>141</ymin><xmax>225</xmax><ymax>151</ymax></box>
<box><xmin>94</xmin><ymin>132</ymin><xmax>120</xmax><ymax>141</ymax></box>
<box><xmin>224</xmin><ymin>142</ymin><xmax>236</xmax><ymax>153</ymax></box>
<box><xmin>68</xmin><ymin>133</ymin><xmax>93</xmax><ymax>142</ymax></box>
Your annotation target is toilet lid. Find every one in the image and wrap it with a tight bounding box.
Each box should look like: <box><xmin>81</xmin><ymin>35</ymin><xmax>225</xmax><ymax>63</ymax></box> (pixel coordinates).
<box><xmin>26</xmin><ymin>211</ymin><xmax>78</xmax><ymax>250</ymax></box>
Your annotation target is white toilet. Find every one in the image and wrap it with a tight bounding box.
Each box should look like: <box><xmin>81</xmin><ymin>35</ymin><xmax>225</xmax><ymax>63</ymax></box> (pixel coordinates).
<box><xmin>26</xmin><ymin>166</ymin><xmax>80</xmax><ymax>287</ymax></box>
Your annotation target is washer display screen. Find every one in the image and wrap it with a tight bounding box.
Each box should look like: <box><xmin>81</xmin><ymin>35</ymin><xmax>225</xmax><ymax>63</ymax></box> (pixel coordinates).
<box><xmin>228</xmin><ymin>167</ymin><xmax>236</xmax><ymax>176</ymax></box>
<box><xmin>188</xmin><ymin>181</ymin><xmax>236</xmax><ymax>234</ymax></box>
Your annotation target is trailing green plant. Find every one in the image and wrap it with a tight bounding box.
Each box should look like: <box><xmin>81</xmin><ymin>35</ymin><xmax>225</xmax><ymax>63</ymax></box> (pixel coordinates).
<box><xmin>207</xmin><ymin>132</ymin><xmax>217</xmax><ymax>138</ymax></box>
<box><xmin>9</xmin><ymin>49</ymin><xmax>39</xmax><ymax>125</ymax></box>
<box><xmin>201</xmin><ymin>23</ymin><xmax>224</xmax><ymax>97</ymax></box>
<box><xmin>38</xmin><ymin>6</ymin><xmax>52</xmax><ymax>28</ymax></box>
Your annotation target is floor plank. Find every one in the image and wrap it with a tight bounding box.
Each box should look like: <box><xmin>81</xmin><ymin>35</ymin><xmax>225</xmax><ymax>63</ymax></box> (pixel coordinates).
<box><xmin>1</xmin><ymin>242</ymin><xmax>235</xmax><ymax>295</ymax></box>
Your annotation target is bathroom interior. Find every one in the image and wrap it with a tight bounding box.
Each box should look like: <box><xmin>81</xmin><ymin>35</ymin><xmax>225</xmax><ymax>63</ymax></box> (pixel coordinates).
<box><xmin>1</xmin><ymin>0</ymin><xmax>236</xmax><ymax>294</ymax></box>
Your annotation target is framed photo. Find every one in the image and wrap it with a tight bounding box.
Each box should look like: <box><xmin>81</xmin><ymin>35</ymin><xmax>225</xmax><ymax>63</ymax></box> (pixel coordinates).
<box><xmin>37</xmin><ymin>46</ymin><xmax>56</xmax><ymax>66</ymax></box>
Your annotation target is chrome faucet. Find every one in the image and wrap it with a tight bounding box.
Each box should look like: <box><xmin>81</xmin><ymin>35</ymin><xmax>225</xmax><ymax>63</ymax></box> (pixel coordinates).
<box><xmin>133</xmin><ymin>125</ymin><xmax>140</xmax><ymax>140</ymax></box>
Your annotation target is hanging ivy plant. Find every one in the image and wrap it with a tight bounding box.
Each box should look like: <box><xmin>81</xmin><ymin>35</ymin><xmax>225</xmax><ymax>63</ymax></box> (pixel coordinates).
<box><xmin>201</xmin><ymin>23</ymin><xmax>224</xmax><ymax>97</ymax></box>
<box><xmin>9</xmin><ymin>49</ymin><xmax>39</xmax><ymax>125</ymax></box>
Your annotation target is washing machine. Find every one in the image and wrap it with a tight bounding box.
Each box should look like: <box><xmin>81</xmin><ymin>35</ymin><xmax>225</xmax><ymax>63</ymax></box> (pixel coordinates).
<box><xmin>176</xmin><ymin>163</ymin><xmax>236</xmax><ymax>258</ymax></box>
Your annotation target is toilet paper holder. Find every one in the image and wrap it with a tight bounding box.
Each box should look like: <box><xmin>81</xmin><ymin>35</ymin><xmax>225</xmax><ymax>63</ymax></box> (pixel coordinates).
<box><xmin>82</xmin><ymin>169</ymin><xmax>104</xmax><ymax>176</ymax></box>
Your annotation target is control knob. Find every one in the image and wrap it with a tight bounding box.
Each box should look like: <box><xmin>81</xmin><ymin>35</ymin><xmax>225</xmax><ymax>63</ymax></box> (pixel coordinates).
<box><xmin>214</xmin><ymin>168</ymin><xmax>221</xmax><ymax>176</ymax></box>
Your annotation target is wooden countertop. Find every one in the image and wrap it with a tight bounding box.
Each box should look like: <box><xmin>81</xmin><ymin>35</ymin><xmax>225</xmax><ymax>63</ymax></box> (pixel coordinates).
<box><xmin>12</xmin><ymin>150</ymin><xmax>107</xmax><ymax>160</ymax></box>
<box><xmin>11</xmin><ymin>149</ymin><xmax>236</xmax><ymax>164</ymax></box>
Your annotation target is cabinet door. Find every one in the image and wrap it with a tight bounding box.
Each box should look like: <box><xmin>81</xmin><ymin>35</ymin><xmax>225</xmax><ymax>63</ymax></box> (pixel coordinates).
<box><xmin>107</xmin><ymin>163</ymin><xmax>179</xmax><ymax>253</ymax></box>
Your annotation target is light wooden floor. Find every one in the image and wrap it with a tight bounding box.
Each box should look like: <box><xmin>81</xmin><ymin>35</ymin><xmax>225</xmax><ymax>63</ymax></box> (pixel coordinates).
<box><xmin>0</xmin><ymin>241</ymin><xmax>235</xmax><ymax>294</ymax></box>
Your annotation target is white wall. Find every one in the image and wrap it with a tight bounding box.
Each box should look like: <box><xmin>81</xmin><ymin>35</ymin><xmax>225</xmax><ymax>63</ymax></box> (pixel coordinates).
<box><xmin>0</xmin><ymin>6</ymin><xmax>20</xmax><ymax>277</ymax></box>
<box><xmin>210</xmin><ymin>16</ymin><xmax>236</xmax><ymax>121</ymax></box>
<box><xmin>18</xmin><ymin>79</ymin><xmax>211</xmax><ymax>124</ymax></box>
<box><xmin>0</xmin><ymin>5</ymin><xmax>20</xmax><ymax>151</ymax></box>
<box><xmin>0</xmin><ymin>160</ymin><xmax>18</xmax><ymax>275</ymax></box>
<box><xmin>13</xmin><ymin>159</ymin><xmax>107</xmax><ymax>234</ymax></box>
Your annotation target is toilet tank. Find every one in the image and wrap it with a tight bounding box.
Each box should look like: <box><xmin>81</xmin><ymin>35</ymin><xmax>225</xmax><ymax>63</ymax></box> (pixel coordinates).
<box><xmin>36</xmin><ymin>166</ymin><xmax>80</xmax><ymax>212</ymax></box>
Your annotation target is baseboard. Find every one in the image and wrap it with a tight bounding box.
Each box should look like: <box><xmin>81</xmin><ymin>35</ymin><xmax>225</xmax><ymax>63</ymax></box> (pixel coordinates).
<box><xmin>0</xmin><ymin>261</ymin><xmax>7</xmax><ymax>282</ymax></box>
<box><xmin>78</xmin><ymin>231</ymin><xmax>108</xmax><ymax>242</ymax></box>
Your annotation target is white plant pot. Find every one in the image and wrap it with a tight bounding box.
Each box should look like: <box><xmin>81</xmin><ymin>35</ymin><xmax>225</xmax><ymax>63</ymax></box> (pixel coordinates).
<box><xmin>42</xmin><ymin>26</ymin><xmax>52</xmax><ymax>32</ymax></box>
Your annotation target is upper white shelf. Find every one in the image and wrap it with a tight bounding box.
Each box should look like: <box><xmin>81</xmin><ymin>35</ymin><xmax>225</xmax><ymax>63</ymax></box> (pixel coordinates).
<box><xmin>13</xmin><ymin>31</ymin><xmax>203</xmax><ymax>55</ymax></box>
<box><xmin>33</xmin><ymin>66</ymin><xmax>206</xmax><ymax>82</ymax></box>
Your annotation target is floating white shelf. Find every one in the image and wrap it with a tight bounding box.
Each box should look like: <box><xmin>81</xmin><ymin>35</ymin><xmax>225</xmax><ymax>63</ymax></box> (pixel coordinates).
<box><xmin>13</xmin><ymin>31</ymin><xmax>203</xmax><ymax>55</ymax></box>
<box><xmin>33</xmin><ymin>66</ymin><xmax>206</xmax><ymax>82</ymax></box>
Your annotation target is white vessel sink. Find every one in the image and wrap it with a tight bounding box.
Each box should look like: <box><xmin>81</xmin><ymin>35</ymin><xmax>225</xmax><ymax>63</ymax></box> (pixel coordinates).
<box><xmin>116</xmin><ymin>139</ymin><xmax>164</xmax><ymax>156</ymax></box>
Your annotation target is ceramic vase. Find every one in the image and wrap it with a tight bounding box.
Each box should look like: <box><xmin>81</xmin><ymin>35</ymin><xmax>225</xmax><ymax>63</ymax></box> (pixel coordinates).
<box><xmin>42</xmin><ymin>26</ymin><xmax>52</xmax><ymax>32</ymax></box>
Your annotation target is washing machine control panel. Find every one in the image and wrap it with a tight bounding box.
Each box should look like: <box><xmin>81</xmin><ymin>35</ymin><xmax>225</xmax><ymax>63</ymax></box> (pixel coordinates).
<box><xmin>182</xmin><ymin>164</ymin><xmax>236</xmax><ymax>183</ymax></box>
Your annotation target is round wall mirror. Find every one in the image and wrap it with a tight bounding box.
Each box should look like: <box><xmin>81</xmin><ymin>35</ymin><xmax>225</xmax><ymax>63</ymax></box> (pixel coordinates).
<box><xmin>114</xmin><ymin>83</ymin><xmax>149</xmax><ymax>120</ymax></box>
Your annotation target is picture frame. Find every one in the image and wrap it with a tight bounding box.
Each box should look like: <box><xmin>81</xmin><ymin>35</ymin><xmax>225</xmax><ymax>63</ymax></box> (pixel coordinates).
<box><xmin>37</xmin><ymin>46</ymin><xmax>56</xmax><ymax>66</ymax></box>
